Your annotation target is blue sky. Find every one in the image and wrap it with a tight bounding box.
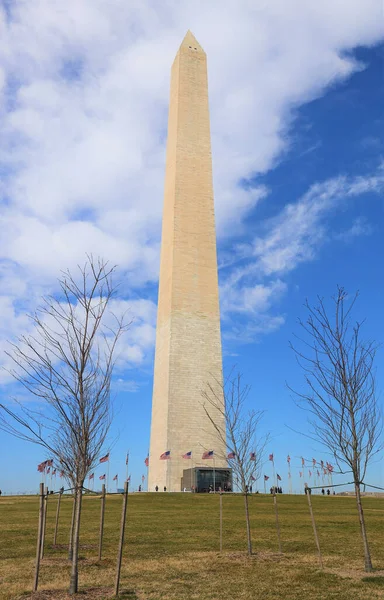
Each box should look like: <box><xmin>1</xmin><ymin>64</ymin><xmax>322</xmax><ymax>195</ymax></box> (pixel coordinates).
<box><xmin>0</xmin><ymin>1</ymin><xmax>383</xmax><ymax>494</ymax></box>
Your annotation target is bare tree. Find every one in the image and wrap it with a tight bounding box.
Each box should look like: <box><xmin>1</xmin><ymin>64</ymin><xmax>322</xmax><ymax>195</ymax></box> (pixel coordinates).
<box><xmin>0</xmin><ymin>257</ymin><xmax>130</xmax><ymax>593</ymax></box>
<box><xmin>202</xmin><ymin>372</ymin><xmax>269</xmax><ymax>556</ymax></box>
<box><xmin>290</xmin><ymin>287</ymin><xmax>383</xmax><ymax>572</ymax></box>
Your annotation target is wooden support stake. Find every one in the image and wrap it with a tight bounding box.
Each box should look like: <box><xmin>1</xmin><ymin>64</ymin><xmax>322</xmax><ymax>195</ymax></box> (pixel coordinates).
<box><xmin>114</xmin><ymin>482</ymin><xmax>129</xmax><ymax>597</ymax></box>
<box><xmin>40</xmin><ymin>486</ymin><xmax>48</xmax><ymax>559</ymax></box>
<box><xmin>219</xmin><ymin>492</ymin><xmax>223</xmax><ymax>552</ymax></box>
<box><xmin>68</xmin><ymin>494</ymin><xmax>76</xmax><ymax>561</ymax></box>
<box><xmin>33</xmin><ymin>483</ymin><xmax>45</xmax><ymax>592</ymax></box>
<box><xmin>98</xmin><ymin>484</ymin><xmax>106</xmax><ymax>561</ymax></box>
<box><xmin>273</xmin><ymin>493</ymin><xmax>282</xmax><ymax>553</ymax></box>
<box><xmin>53</xmin><ymin>491</ymin><xmax>62</xmax><ymax>545</ymax></box>
<box><xmin>306</xmin><ymin>489</ymin><xmax>323</xmax><ymax>568</ymax></box>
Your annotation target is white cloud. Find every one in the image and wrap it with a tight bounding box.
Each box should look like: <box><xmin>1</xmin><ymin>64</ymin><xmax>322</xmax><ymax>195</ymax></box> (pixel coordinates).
<box><xmin>224</xmin><ymin>166</ymin><xmax>384</xmax><ymax>286</ymax></box>
<box><xmin>334</xmin><ymin>216</ymin><xmax>373</xmax><ymax>242</ymax></box>
<box><xmin>0</xmin><ymin>0</ymin><xmax>383</xmax><ymax>368</ymax></box>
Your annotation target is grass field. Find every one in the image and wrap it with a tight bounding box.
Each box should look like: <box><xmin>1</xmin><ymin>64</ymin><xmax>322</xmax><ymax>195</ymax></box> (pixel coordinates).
<box><xmin>0</xmin><ymin>492</ymin><xmax>383</xmax><ymax>599</ymax></box>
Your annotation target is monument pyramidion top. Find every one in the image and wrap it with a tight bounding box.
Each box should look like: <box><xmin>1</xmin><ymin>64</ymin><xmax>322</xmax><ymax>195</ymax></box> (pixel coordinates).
<box><xmin>178</xmin><ymin>30</ymin><xmax>205</xmax><ymax>55</ymax></box>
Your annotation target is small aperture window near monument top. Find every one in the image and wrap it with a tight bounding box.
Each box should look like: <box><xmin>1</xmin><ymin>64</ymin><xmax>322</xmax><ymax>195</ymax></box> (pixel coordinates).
<box><xmin>188</xmin><ymin>46</ymin><xmax>198</xmax><ymax>51</ymax></box>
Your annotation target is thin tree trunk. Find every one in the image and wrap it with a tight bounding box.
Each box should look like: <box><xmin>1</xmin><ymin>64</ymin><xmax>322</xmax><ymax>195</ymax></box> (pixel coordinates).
<box><xmin>243</xmin><ymin>493</ymin><xmax>252</xmax><ymax>556</ymax></box>
<box><xmin>355</xmin><ymin>482</ymin><xmax>373</xmax><ymax>572</ymax></box>
<box><xmin>69</xmin><ymin>484</ymin><xmax>83</xmax><ymax>594</ymax></box>
<box><xmin>33</xmin><ymin>483</ymin><xmax>45</xmax><ymax>592</ymax></box>
<box><xmin>68</xmin><ymin>493</ymin><xmax>76</xmax><ymax>561</ymax></box>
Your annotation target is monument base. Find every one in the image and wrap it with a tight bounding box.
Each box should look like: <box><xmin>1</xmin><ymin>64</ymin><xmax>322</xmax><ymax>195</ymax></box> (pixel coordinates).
<box><xmin>181</xmin><ymin>467</ymin><xmax>232</xmax><ymax>493</ymax></box>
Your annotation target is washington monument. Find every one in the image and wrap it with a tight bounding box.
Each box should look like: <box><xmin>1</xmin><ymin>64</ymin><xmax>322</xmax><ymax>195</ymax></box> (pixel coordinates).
<box><xmin>148</xmin><ymin>31</ymin><xmax>227</xmax><ymax>492</ymax></box>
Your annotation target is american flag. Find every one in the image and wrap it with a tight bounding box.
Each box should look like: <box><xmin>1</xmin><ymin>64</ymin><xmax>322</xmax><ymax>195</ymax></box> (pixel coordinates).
<box><xmin>227</xmin><ymin>451</ymin><xmax>236</xmax><ymax>459</ymax></box>
<box><xmin>37</xmin><ymin>463</ymin><xmax>44</xmax><ymax>472</ymax></box>
<box><xmin>126</xmin><ymin>453</ymin><xmax>129</xmax><ymax>465</ymax></box>
<box><xmin>309</xmin><ymin>470</ymin><xmax>312</xmax><ymax>477</ymax></box>
<box><xmin>269</xmin><ymin>453</ymin><xmax>274</xmax><ymax>462</ymax></box>
<box><xmin>144</xmin><ymin>456</ymin><xmax>149</xmax><ymax>466</ymax></box>
<box><xmin>264</xmin><ymin>475</ymin><xmax>269</xmax><ymax>481</ymax></box>
<box><xmin>113</xmin><ymin>475</ymin><xmax>118</xmax><ymax>481</ymax></box>
<box><xmin>299</xmin><ymin>471</ymin><xmax>303</xmax><ymax>477</ymax></box>
<box><xmin>47</xmin><ymin>459</ymin><xmax>53</xmax><ymax>467</ymax></box>
<box><xmin>99</xmin><ymin>474</ymin><xmax>106</xmax><ymax>480</ymax></box>
<box><xmin>160</xmin><ymin>451</ymin><xmax>171</xmax><ymax>460</ymax></box>
<box><xmin>52</xmin><ymin>469</ymin><xmax>56</xmax><ymax>476</ymax></box>
<box><xmin>287</xmin><ymin>455</ymin><xmax>291</xmax><ymax>464</ymax></box>
<box><xmin>302</xmin><ymin>457</ymin><xmax>305</xmax><ymax>466</ymax></box>
<box><xmin>89</xmin><ymin>473</ymin><xmax>94</xmax><ymax>480</ymax></box>
<box><xmin>60</xmin><ymin>471</ymin><xmax>64</xmax><ymax>477</ymax></box>
<box><xmin>202</xmin><ymin>450</ymin><xmax>214</xmax><ymax>459</ymax></box>
<box><xmin>182</xmin><ymin>451</ymin><xmax>192</xmax><ymax>459</ymax></box>
<box><xmin>126</xmin><ymin>475</ymin><xmax>131</xmax><ymax>482</ymax></box>
<box><xmin>277</xmin><ymin>474</ymin><xmax>282</xmax><ymax>481</ymax></box>
<box><xmin>46</xmin><ymin>467</ymin><xmax>50</xmax><ymax>474</ymax></box>
<box><xmin>99</xmin><ymin>453</ymin><xmax>109</xmax><ymax>463</ymax></box>
<box><xmin>313</xmin><ymin>458</ymin><xmax>317</xmax><ymax>466</ymax></box>
<box><xmin>250</xmin><ymin>452</ymin><xmax>256</xmax><ymax>461</ymax></box>
<box><xmin>250</xmin><ymin>475</ymin><xmax>256</xmax><ymax>481</ymax></box>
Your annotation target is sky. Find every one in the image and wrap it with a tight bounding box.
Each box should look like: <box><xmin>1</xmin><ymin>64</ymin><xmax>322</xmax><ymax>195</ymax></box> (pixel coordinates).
<box><xmin>0</xmin><ymin>0</ymin><xmax>383</xmax><ymax>494</ymax></box>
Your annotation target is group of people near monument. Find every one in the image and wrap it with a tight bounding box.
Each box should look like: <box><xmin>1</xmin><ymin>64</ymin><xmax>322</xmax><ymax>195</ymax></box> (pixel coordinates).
<box><xmin>270</xmin><ymin>486</ymin><xmax>283</xmax><ymax>494</ymax></box>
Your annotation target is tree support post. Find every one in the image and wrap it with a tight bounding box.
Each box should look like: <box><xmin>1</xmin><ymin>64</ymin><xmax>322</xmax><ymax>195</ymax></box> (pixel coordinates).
<box><xmin>33</xmin><ymin>483</ymin><xmax>45</xmax><ymax>592</ymax></box>
<box><xmin>68</xmin><ymin>493</ymin><xmax>76</xmax><ymax>561</ymax></box>
<box><xmin>273</xmin><ymin>493</ymin><xmax>282</xmax><ymax>554</ymax></box>
<box><xmin>306</xmin><ymin>489</ymin><xmax>323</xmax><ymax>568</ymax></box>
<box><xmin>114</xmin><ymin>481</ymin><xmax>129</xmax><ymax>597</ymax></box>
<box><xmin>53</xmin><ymin>490</ymin><xmax>62</xmax><ymax>545</ymax></box>
<box><xmin>40</xmin><ymin>485</ymin><xmax>48</xmax><ymax>559</ymax></box>
<box><xmin>219</xmin><ymin>492</ymin><xmax>223</xmax><ymax>553</ymax></box>
<box><xmin>98</xmin><ymin>484</ymin><xmax>106</xmax><ymax>561</ymax></box>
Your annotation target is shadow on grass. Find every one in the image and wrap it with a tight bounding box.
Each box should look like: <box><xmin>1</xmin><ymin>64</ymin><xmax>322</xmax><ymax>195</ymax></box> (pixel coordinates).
<box><xmin>18</xmin><ymin>586</ymin><xmax>139</xmax><ymax>599</ymax></box>
<box><xmin>361</xmin><ymin>576</ymin><xmax>384</xmax><ymax>586</ymax></box>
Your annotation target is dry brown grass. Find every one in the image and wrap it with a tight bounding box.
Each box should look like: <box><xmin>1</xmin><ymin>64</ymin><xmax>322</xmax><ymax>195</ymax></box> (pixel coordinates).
<box><xmin>1</xmin><ymin>493</ymin><xmax>383</xmax><ymax>599</ymax></box>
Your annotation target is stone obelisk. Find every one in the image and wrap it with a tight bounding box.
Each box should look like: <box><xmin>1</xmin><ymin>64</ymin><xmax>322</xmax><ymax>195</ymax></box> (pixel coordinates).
<box><xmin>148</xmin><ymin>31</ymin><xmax>227</xmax><ymax>492</ymax></box>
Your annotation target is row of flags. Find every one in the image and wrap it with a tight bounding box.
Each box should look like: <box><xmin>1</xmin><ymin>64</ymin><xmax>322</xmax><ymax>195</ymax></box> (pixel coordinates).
<box><xmin>155</xmin><ymin>450</ymin><xmax>257</xmax><ymax>462</ymax></box>
<box><xmin>285</xmin><ymin>454</ymin><xmax>334</xmax><ymax>472</ymax></box>
<box><xmin>37</xmin><ymin>450</ymin><xmax>335</xmax><ymax>489</ymax></box>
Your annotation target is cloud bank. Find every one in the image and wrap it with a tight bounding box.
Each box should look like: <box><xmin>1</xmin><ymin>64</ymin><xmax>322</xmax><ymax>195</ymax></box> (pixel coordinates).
<box><xmin>0</xmin><ymin>0</ymin><xmax>383</xmax><ymax>378</ymax></box>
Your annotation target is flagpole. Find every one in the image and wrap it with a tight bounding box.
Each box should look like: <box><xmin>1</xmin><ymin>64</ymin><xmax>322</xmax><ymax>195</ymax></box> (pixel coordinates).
<box><xmin>213</xmin><ymin>455</ymin><xmax>216</xmax><ymax>494</ymax></box>
<box><xmin>147</xmin><ymin>449</ymin><xmax>149</xmax><ymax>491</ymax></box>
<box><xmin>126</xmin><ymin>451</ymin><xmax>129</xmax><ymax>483</ymax></box>
<box><xmin>287</xmin><ymin>457</ymin><xmax>292</xmax><ymax>495</ymax></box>
<box><xmin>107</xmin><ymin>459</ymin><xmax>110</xmax><ymax>494</ymax></box>
<box><xmin>192</xmin><ymin>452</ymin><xmax>194</xmax><ymax>491</ymax></box>
<box><xmin>264</xmin><ymin>478</ymin><xmax>266</xmax><ymax>494</ymax></box>
<box><xmin>168</xmin><ymin>450</ymin><xmax>171</xmax><ymax>492</ymax></box>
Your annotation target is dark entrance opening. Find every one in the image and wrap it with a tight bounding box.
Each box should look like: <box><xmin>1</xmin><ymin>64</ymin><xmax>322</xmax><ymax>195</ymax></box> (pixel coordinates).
<box><xmin>181</xmin><ymin>467</ymin><xmax>232</xmax><ymax>493</ymax></box>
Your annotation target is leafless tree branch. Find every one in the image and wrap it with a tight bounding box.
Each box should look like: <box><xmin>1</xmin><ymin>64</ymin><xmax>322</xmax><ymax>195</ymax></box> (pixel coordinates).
<box><xmin>289</xmin><ymin>286</ymin><xmax>383</xmax><ymax>572</ymax></box>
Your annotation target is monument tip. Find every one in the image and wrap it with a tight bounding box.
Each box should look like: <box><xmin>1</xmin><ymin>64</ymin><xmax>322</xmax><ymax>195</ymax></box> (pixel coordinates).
<box><xmin>180</xmin><ymin>30</ymin><xmax>204</xmax><ymax>53</ymax></box>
